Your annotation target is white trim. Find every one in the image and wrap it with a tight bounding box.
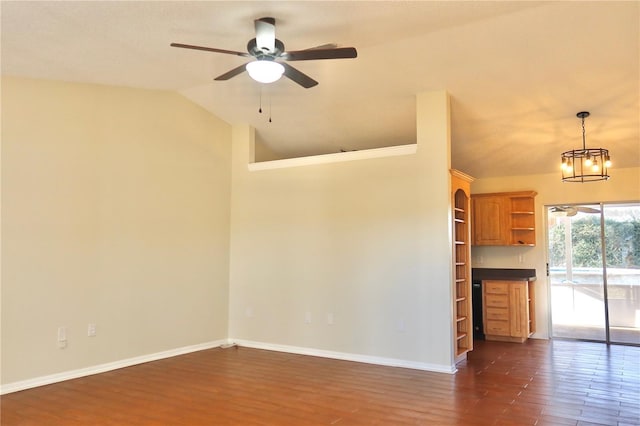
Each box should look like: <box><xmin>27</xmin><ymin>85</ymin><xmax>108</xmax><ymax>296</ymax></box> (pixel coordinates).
<box><xmin>231</xmin><ymin>339</ymin><xmax>457</xmax><ymax>374</ymax></box>
<box><xmin>248</xmin><ymin>144</ymin><xmax>418</xmax><ymax>171</ymax></box>
<box><xmin>0</xmin><ymin>339</ymin><xmax>228</xmax><ymax>395</ymax></box>
<box><xmin>1</xmin><ymin>337</ymin><xmax>456</xmax><ymax>394</ymax></box>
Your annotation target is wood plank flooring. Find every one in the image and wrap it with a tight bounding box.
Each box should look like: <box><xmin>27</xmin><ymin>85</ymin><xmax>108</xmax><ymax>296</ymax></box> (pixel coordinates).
<box><xmin>2</xmin><ymin>339</ymin><xmax>639</xmax><ymax>425</ymax></box>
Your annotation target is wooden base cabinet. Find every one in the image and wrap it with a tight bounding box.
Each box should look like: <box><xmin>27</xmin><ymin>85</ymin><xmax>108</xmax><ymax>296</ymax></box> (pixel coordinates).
<box><xmin>482</xmin><ymin>280</ymin><xmax>535</xmax><ymax>343</ymax></box>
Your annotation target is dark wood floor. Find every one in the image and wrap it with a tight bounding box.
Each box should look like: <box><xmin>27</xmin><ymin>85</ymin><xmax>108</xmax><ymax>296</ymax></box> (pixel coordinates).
<box><xmin>2</xmin><ymin>339</ymin><xmax>639</xmax><ymax>425</ymax></box>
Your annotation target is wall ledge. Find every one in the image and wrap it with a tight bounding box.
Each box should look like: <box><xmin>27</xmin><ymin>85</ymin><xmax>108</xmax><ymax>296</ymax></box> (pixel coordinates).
<box><xmin>0</xmin><ymin>339</ymin><xmax>228</xmax><ymax>394</ymax></box>
<box><xmin>231</xmin><ymin>338</ymin><xmax>456</xmax><ymax>374</ymax></box>
<box><xmin>248</xmin><ymin>144</ymin><xmax>418</xmax><ymax>171</ymax></box>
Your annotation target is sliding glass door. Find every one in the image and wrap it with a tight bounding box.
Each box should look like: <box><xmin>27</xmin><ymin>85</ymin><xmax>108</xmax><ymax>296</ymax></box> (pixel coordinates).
<box><xmin>548</xmin><ymin>202</ymin><xmax>640</xmax><ymax>345</ymax></box>
<box><xmin>603</xmin><ymin>204</ymin><xmax>640</xmax><ymax>344</ymax></box>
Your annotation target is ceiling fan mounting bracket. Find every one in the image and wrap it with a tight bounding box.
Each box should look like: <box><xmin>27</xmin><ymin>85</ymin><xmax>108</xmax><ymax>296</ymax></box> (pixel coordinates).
<box><xmin>247</xmin><ymin>38</ymin><xmax>285</xmax><ymax>59</ymax></box>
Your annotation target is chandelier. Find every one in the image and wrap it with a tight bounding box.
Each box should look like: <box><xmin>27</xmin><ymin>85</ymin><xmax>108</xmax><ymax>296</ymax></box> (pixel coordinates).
<box><xmin>561</xmin><ymin>111</ymin><xmax>611</xmax><ymax>182</ymax></box>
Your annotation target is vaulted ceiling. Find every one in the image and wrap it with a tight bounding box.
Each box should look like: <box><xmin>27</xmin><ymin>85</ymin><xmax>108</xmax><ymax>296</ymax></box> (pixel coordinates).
<box><xmin>2</xmin><ymin>1</ymin><xmax>638</xmax><ymax>178</ymax></box>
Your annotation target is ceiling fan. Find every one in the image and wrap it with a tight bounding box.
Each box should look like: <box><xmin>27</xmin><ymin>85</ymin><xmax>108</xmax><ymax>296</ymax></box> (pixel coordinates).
<box><xmin>550</xmin><ymin>206</ymin><xmax>601</xmax><ymax>217</ymax></box>
<box><xmin>171</xmin><ymin>17</ymin><xmax>357</xmax><ymax>88</ymax></box>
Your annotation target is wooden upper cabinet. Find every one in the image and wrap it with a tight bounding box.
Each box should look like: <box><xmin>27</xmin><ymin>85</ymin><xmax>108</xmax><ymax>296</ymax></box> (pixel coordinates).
<box><xmin>472</xmin><ymin>195</ymin><xmax>509</xmax><ymax>245</ymax></box>
<box><xmin>471</xmin><ymin>191</ymin><xmax>537</xmax><ymax>246</ymax></box>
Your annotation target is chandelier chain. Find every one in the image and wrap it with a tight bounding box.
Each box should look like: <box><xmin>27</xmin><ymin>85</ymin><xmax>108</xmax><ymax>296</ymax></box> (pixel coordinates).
<box><xmin>581</xmin><ymin>115</ymin><xmax>587</xmax><ymax>151</ymax></box>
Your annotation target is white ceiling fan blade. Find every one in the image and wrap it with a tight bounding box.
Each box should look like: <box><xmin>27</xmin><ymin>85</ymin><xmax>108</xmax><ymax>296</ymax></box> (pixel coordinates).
<box><xmin>551</xmin><ymin>205</ymin><xmax>601</xmax><ymax>217</ymax></box>
<box><xmin>576</xmin><ymin>206</ymin><xmax>601</xmax><ymax>214</ymax></box>
<box><xmin>255</xmin><ymin>17</ymin><xmax>276</xmax><ymax>52</ymax></box>
<box><xmin>566</xmin><ymin>207</ymin><xmax>578</xmax><ymax>217</ymax></box>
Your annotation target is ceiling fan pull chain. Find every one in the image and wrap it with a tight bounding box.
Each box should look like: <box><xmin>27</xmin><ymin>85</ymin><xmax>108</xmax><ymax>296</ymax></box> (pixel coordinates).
<box><xmin>268</xmin><ymin>94</ymin><xmax>272</xmax><ymax>123</ymax></box>
<box><xmin>258</xmin><ymin>87</ymin><xmax>263</xmax><ymax>113</ymax></box>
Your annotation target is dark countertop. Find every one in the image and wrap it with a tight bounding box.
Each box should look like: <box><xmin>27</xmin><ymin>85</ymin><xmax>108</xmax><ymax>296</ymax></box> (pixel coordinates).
<box><xmin>472</xmin><ymin>268</ymin><xmax>536</xmax><ymax>282</ymax></box>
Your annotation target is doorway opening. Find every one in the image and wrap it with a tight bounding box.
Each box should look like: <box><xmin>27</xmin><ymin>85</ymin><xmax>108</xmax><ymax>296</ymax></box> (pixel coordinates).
<box><xmin>547</xmin><ymin>202</ymin><xmax>640</xmax><ymax>345</ymax></box>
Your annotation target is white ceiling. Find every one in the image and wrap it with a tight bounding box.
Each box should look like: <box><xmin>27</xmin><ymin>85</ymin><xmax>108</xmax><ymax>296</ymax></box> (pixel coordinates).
<box><xmin>2</xmin><ymin>1</ymin><xmax>638</xmax><ymax>178</ymax></box>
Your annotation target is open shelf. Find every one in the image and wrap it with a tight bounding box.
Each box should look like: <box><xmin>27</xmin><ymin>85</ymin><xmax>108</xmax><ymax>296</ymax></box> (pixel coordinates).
<box><xmin>451</xmin><ymin>169</ymin><xmax>474</xmax><ymax>361</ymax></box>
<box><xmin>510</xmin><ymin>196</ymin><xmax>536</xmax><ymax>245</ymax></box>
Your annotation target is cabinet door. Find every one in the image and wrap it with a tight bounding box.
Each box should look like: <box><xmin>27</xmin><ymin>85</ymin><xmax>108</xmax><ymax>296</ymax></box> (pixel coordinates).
<box><xmin>509</xmin><ymin>283</ymin><xmax>529</xmax><ymax>338</ymax></box>
<box><xmin>472</xmin><ymin>196</ymin><xmax>508</xmax><ymax>245</ymax></box>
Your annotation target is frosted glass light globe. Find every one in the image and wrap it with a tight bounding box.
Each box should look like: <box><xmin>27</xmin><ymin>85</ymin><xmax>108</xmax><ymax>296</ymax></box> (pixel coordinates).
<box><xmin>246</xmin><ymin>60</ymin><xmax>285</xmax><ymax>84</ymax></box>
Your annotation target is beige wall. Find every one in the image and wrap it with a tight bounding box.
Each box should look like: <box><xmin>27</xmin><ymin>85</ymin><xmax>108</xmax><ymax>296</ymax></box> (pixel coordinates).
<box><xmin>254</xmin><ymin>139</ymin><xmax>282</xmax><ymax>162</ymax></box>
<box><xmin>9</xmin><ymin>76</ymin><xmax>634</xmax><ymax>388</ymax></box>
<box><xmin>227</xmin><ymin>91</ymin><xmax>457</xmax><ymax>371</ymax></box>
<box><xmin>1</xmin><ymin>77</ymin><xmax>232</xmax><ymax>384</ymax></box>
<box><xmin>471</xmin><ymin>167</ymin><xmax>640</xmax><ymax>338</ymax></box>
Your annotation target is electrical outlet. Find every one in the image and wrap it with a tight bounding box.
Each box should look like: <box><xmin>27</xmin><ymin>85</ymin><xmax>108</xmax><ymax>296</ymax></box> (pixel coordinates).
<box><xmin>305</xmin><ymin>311</ymin><xmax>312</xmax><ymax>324</ymax></box>
<box><xmin>57</xmin><ymin>326</ymin><xmax>67</xmax><ymax>349</ymax></box>
<box><xmin>327</xmin><ymin>313</ymin><xmax>334</xmax><ymax>325</ymax></box>
<box><xmin>245</xmin><ymin>307</ymin><xmax>253</xmax><ymax>318</ymax></box>
<box><xmin>87</xmin><ymin>323</ymin><xmax>97</xmax><ymax>337</ymax></box>
<box><xmin>396</xmin><ymin>319</ymin><xmax>405</xmax><ymax>333</ymax></box>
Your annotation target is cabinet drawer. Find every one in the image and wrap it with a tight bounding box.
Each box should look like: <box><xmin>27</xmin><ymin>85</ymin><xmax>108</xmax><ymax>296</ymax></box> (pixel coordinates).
<box><xmin>486</xmin><ymin>308</ymin><xmax>509</xmax><ymax>320</ymax></box>
<box><xmin>486</xmin><ymin>320</ymin><xmax>510</xmax><ymax>336</ymax></box>
<box><xmin>485</xmin><ymin>294</ymin><xmax>509</xmax><ymax>308</ymax></box>
<box><xmin>484</xmin><ymin>282</ymin><xmax>508</xmax><ymax>294</ymax></box>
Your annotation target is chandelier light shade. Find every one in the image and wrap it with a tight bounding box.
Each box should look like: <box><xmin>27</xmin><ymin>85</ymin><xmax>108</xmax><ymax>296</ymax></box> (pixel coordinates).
<box><xmin>246</xmin><ymin>60</ymin><xmax>285</xmax><ymax>84</ymax></box>
<box><xmin>561</xmin><ymin>111</ymin><xmax>611</xmax><ymax>182</ymax></box>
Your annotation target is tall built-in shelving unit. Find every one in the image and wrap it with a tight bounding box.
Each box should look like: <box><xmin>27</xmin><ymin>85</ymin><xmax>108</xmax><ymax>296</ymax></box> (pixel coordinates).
<box><xmin>450</xmin><ymin>169</ymin><xmax>474</xmax><ymax>361</ymax></box>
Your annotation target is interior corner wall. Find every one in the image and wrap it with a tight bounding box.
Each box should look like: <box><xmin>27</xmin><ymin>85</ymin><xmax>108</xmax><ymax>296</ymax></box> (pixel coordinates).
<box><xmin>470</xmin><ymin>167</ymin><xmax>640</xmax><ymax>339</ymax></box>
<box><xmin>228</xmin><ymin>91</ymin><xmax>455</xmax><ymax>370</ymax></box>
<box><xmin>1</xmin><ymin>77</ymin><xmax>232</xmax><ymax>385</ymax></box>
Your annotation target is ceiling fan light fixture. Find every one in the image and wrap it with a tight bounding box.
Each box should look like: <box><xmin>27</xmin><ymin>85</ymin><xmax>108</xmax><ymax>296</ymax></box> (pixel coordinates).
<box><xmin>561</xmin><ymin>111</ymin><xmax>611</xmax><ymax>183</ymax></box>
<box><xmin>246</xmin><ymin>60</ymin><xmax>284</xmax><ymax>84</ymax></box>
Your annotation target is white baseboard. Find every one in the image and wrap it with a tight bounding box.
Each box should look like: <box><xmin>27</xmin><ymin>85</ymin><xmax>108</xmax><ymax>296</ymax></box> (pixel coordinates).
<box><xmin>1</xmin><ymin>338</ymin><xmax>455</xmax><ymax>394</ymax></box>
<box><xmin>0</xmin><ymin>339</ymin><xmax>228</xmax><ymax>395</ymax></box>
<box><xmin>231</xmin><ymin>338</ymin><xmax>457</xmax><ymax>374</ymax></box>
